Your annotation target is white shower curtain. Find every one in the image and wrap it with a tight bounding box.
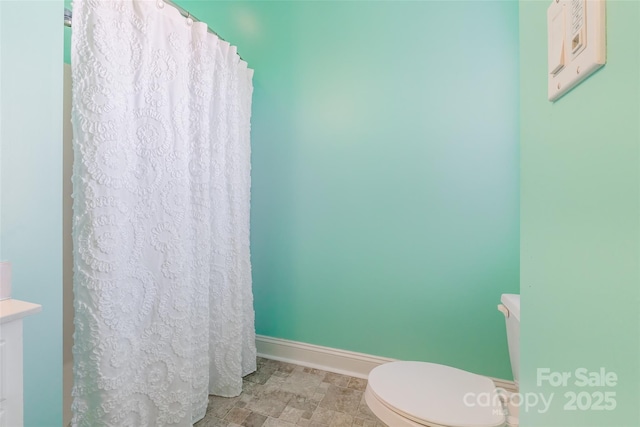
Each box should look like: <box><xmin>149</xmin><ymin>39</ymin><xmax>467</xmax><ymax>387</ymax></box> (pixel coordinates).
<box><xmin>70</xmin><ymin>0</ymin><xmax>256</xmax><ymax>425</ymax></box>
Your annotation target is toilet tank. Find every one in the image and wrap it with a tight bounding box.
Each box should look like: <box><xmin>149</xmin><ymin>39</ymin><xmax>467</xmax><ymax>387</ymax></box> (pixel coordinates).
<box><xmin>499</xmin><ymin>294</ymin><xmax>520</xmax><ymax>386</ymax></box>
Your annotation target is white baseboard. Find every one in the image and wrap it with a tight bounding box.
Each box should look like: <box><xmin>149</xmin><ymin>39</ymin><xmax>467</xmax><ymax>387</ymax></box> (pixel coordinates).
<box><xmin>255</xmin><ymin>334</ymin><xmax>517</xmax><ymax>392</ymax></box>
<box><xmin>256</xmin><ymin>335</ymin><xmax>395</xmax><ymax>379</ymax></box>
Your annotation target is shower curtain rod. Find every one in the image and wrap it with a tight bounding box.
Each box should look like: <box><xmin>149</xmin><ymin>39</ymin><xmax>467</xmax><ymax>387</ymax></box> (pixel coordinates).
<box><xmin>63</xmin><ymin>2</ymin><xmax>241</xmax><ymax>59</ymax></box>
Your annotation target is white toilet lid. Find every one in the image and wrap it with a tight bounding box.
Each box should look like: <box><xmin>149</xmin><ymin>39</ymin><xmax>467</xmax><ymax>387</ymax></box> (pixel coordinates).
<box><xmin>367</xmin><ymin>361</ymin><xmax>506</xmax><ymax>427</ymax></box>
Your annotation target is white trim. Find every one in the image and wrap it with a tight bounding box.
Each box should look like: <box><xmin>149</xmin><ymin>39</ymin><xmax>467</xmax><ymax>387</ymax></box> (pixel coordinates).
<box><xmin>255</xmin><ymin>335</ymin><xmax>518</xmax><ymax>392</ymax></box>
<box><xmin>256</xmin><ymin>334</ymin><xmax>394</xmax><ymax>379</ymax></box>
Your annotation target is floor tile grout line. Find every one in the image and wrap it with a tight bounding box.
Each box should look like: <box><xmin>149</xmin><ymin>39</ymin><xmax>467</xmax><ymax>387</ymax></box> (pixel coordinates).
<box><xmin>196</xmin><ymin>357</ymin><xmax>385</xmax><ymax>427</ymax></box>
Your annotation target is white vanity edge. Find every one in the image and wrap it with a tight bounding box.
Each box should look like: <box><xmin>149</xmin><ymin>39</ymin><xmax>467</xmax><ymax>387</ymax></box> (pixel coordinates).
<box><xmin>0</xmin><ymin>299</ymin><xmax>42</xmax><ymax>324</ymax></box>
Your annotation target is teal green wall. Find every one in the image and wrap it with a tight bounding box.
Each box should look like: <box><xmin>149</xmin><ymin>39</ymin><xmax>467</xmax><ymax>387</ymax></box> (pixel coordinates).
<box><xmin>64</xmin><ymin>0</ymin><xmax>71</xmax><ymax>65</ymax></box>
<box><xmin>520</xmin><ymin>0</ymin><xmax>640</xmax><ymax>426</ymax></box>
<box><xmin>175</xmin><ymin>0</ymin><xmax>520</xmax><ymax>379</ymax></box>
<box><xmin>62</xmin><ymin>0</ymin><xmax>519</xmax><ymax>379</ymax></box>
<box><xmin>0</xmin><ymin>2</ymin><xmax>64</xmax><ymax>426</ymax></box>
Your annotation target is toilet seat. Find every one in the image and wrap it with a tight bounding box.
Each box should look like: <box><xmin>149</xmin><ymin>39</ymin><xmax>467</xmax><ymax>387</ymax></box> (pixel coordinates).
<box><xmin>365</xmin><ymin>361</ymin><xmax>506</xmax><ymax>427</ymax></box>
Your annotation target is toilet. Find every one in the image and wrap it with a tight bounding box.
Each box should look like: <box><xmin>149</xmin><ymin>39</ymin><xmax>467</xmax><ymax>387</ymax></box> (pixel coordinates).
<box><xmin>365</xmin><ymin>294</ymin><xmax>520</xmax><ymax>427</ymax></box>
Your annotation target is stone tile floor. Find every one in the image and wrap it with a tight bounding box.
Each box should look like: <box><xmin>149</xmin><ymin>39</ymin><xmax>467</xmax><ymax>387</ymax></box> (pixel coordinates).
<box><xmin>195</xmin><ymin>357</ymin><xmax>386</xmax><ymax>427</ymax></box>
